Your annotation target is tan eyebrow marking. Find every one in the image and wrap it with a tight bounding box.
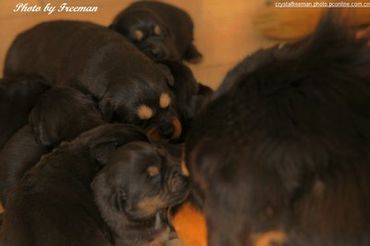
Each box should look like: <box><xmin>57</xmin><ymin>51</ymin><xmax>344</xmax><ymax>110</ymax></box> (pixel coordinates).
<box><xmin>159</xmin><ymin>93</ymin><xmax>171</xmax><ymax>109</ymax></box>
<box><xmin>134</xmin><ymin>30</ymin><xmax>144</xmax><ymax>41</ymax></box>
<box><xmin>147</xmin><ymin>166</ymin><xmax>160</xmax><ymax>176</ymax></box>
<box><xmin>154</xmin><ymin>25</ymin><xmax>161</xmax><ymax>35</ymax></box>
<box><xmin>137</xmin><ymin>105</ymin><xmax>153</xmax><ymax>120</ymax></box>
<box><xmin>180</xmin><ymin>161</ymin><xmax>189</xmax><ymax>176</ymax></box>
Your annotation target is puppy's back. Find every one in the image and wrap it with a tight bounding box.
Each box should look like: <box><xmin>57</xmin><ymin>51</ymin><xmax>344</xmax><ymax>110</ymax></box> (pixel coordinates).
<box><xmin>0</xmin><ymin>77</ymin><xmax>49</xmax><ymax>149</ymax></box>
<box><xmin>4</xmin><ymin>20</ymin><xmax>151</xmax><ymax>98</ymax></box>
<box><xmin>4</xmin><ymin>21</ymin><xmax>125</xmax><ymax>78</ymax></box>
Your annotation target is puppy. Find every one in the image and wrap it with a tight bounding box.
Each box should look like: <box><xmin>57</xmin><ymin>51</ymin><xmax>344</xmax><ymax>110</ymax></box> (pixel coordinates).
<box><xmin>186</xmin><ymin>14</ymin><xmax>370</xmax><ymax>246</ymax></box>
<box><xmin>0</xmin><ymin>124</ymin><xmax>189</xmax><ymax>245</ymax></box>
<box><xmin>110</xmin><ymin>1</ymin><xmax>202</xmax><ymax>63</ymax></box>
<box><xmin>0</xmin><ymin>76</ymin><xmax>49</xmax><ymax>149</ymax></box>
<box><xmin>0</xmin><ymin>87</ymin><xmax>104</xmax><ymax>206</ymax></box>
<box><xmin>4</xmin><ymin>20</ymin><xmax>182</xmax><ymax>141</ymax></box>
<box><xmin>91</xmin><ymin>141</ymin><xmax>189</xmax><ymax>245</ymax></box>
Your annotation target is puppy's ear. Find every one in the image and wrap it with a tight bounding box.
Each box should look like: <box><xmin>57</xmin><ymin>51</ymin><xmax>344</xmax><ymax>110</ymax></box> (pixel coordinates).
<box><xmin>184</xmin><ymin>44</ymin><xmax>203</xmax><ymax>64</ymax></box>
<box><xmin>157</xmin><ymin>64</ymin><xmax>175</xmax><ymax>87</ymax></box>
<box><xmin>98</xmin><ymin>99</ymin><xmax>114</xmax><ymax>122</ymax></box>
<box><xmin>29</xmin><ymin>108</ymin><xmax>55</xmax><ymax>147</ymax></box>
<box><xmin>90</xmin><ymin>138</ymin><xmax>119</xmax><ymax>165</ymax></box>
<box><xmin>30</xmin><ymin>121</ymin><xmax>53</xmax><ymax>147</ymax></box>
<box><xmin>90</xmin><ymin>127</ymin><xmax>148</xmax><ymax>165</ymax></box>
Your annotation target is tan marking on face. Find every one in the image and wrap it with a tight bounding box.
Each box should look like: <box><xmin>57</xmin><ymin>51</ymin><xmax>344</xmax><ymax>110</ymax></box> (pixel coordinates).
<box><xmin>134</xmin><ymin>29</ymin><xmax>144</xmax><ymax>41</ymax></box>
<box><xmin>137</xmin><ymin>105</ymin><xmax>153</xmax><ymax>120</ymax></box>
<box><xmin>180</xmin><ymin>161</ymin><xmax>189</xmax><ymax>177</ymax></box>
<box><xmin>251</xmin><ymin>230</ymin><xmax>287</xmax><ymax>246</ymax></box>
<box><xmin>159</xmin><ymin>93</ymin><xmax>171</xmax><ymax>109</ymax></box>
<box><xmin>136</xmin><ymin>195</ymin><xmax>165</xmax><ymax>217</ymax></box>
<box><xmin>147</xmin><ymin>165</ymin><xmax>160</xmax><ymax>177</ymax></box>
<box><xmin>147</xmin><ymin>117</ymin><xmax>181</xmax><ymax>141</ymax></box>
<box><xmin>147</xmin><ymin>128</ymin><xmax>161</xmax><ymax>142</ymax></box>
<box><xmin>172</xmin><ymin>117</ymin><xmax>182</xmax><ymax>139</ymax></box>
<box><xmin>312</xmin><ymin>180</ymin><xmax>325</xmax><ymax>197</ymax></box>
<box><xmin>154</xmin><ymin>25</ymin><xmax>161</xmax><ymax>35</ymax></box>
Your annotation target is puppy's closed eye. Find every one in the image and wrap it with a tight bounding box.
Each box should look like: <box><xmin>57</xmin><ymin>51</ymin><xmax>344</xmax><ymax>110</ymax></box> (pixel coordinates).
<box><xmin>137</xmin><ymin>105</ymin><xmax>154</xmax><ymax>120</ymax></box>
<box><xmin>147</xmin><ymin>165</ymin><xmax>160</xmax><ymax>177</ymax></box>
<box><xmin>153</xmin><ymin>25</ymin><xmax>161</xmax><ymax>36</ymax></box>
<box><xmin>159</xmin><ymin>93</ymin><xmax>171</xmax><ymax>109</ymax></box>
<box><xmin>134</xmin><ymin>29</ymin><xmax>144</xmax><ymax>41</ymax></box>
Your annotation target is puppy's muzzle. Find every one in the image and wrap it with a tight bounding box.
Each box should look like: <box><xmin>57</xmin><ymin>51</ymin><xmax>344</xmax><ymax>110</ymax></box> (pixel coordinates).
<box><xmin>143</xmin><ymin>41</ymin><xmax>168</xmax><ymax>60</ymax></box>
<box><xmin>148</xmin><ymin>47</ymin><xmax>165</xmax><ymax>60</ymax></box>
<box><xmin>148</xmin><ymin>117</ymin><xmax>182</xmax><ymax>141</ymax></box>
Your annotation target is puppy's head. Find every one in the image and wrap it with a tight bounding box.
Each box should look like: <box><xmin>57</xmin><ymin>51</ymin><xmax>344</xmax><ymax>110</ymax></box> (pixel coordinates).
<box><xmin>111</xmin><ymin>9</ymin><xmax>179</xmax><ymax>61</ymax></box>
<box><xmin>98</xmin><ymin>67</ymin><xmax>183</xmax><ymax>141</ymax></box>
<box><xmin>91</xmin><ymin>141</ymin><xmax>189</xmax><ymax>221</ymax></box>
<box><xmin>29</xmin><ymin>87</ymin><xmax>104</xmax><ymax>147</ymax></box>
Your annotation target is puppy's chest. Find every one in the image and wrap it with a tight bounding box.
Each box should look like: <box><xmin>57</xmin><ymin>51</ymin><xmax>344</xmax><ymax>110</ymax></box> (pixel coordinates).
<box><xmin>113</xmin><ymin>220</ymin><xmax>171</xmax><ymax>246</ymax></box>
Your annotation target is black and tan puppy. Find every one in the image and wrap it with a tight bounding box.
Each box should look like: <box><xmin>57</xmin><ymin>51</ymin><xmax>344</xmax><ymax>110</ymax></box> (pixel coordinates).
<box><xmin>110</xmin><ymin>1</ymin><xmax>202</xmax><ymax>63</ymax></box>
<box><xmin>4</xmin><ymin>20</ymin><xmax>182</xmax><ymax>141</ymax></box>
<box><xmin>0</xmin><ymin>124</ymin><xmax>189</xmax><ymax>245</ymax></box>
<box><xmin>92</xmin><ymin>141</ymin><xmax>189</xmax><ymax>245</ymax></box>
<box><xmin>0</xmin><ymin>87</ymin><xmax>104</xmax><ymax>206</ymax></box>
<box><xmin>186</xmin><ymin>15</ymin><xmax>370</xmax><ymax>246</ymax></box>
<box><xmin>0</xmin><ymin>77</ymin><xmax>49</xmax><ymax>149</ymax></box>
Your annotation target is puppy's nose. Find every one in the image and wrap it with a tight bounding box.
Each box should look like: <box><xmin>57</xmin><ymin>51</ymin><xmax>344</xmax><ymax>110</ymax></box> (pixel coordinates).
<box><xmin>150</xmin><ymin>47</ymin><xmax>164</xmax><ymax>59</ymax></box>
<box><xmin>159</xmin><ymin>123</ymin><xmax>174</xmax><ymax>139</ymax></box>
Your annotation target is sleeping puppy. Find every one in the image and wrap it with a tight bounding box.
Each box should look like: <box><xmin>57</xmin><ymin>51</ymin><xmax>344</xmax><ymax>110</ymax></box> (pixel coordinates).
<box><xmin>159</xmin><ymin>61</ymin><xmax>213</xmax><ymax>141</ymax></box>
<box><xmin>186</xmin><ymin>14</ymin><xmax>370</xmax><ymax>246</ymax></box>
<box><xmin>91</xmin><ymin>141</ymin><xmax>189</xmax><ymax>245</ymax></box>
<box><xmin>0</xmin><ymin>76</ymin><xmax>49</xmax><ymax>149</ymax></box>
<box><xmin>0</xmin><ymin>124</ymin><xmax>189</xmax><ymax>245</ymax></box>
<box><xmin>0</xmin><ymin>87</ymin><xmax>104</xmax><ymax>206</ymax></box>
<box><xmin>110</xmin><ymin>1</ymin><xmax>202</xmax><ymax>63</ymax></box>
<box><xmin>4</xmin><ymin>20</ymin><xmax>182</xmax><ymax>141</ymax></box>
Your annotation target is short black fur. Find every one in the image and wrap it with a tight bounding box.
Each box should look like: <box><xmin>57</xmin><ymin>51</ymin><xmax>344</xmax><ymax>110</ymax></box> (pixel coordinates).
<box><xmin>186</xmin><ymin>14</ymin><xmax>370</xmax><ymax>246</ymax></box>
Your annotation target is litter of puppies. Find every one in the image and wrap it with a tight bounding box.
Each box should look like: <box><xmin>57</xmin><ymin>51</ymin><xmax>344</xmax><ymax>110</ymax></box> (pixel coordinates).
<box><xmin>1</xmin><ymin>2</ymin><xmax>370</xmax><ymax>246</ymax></box>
